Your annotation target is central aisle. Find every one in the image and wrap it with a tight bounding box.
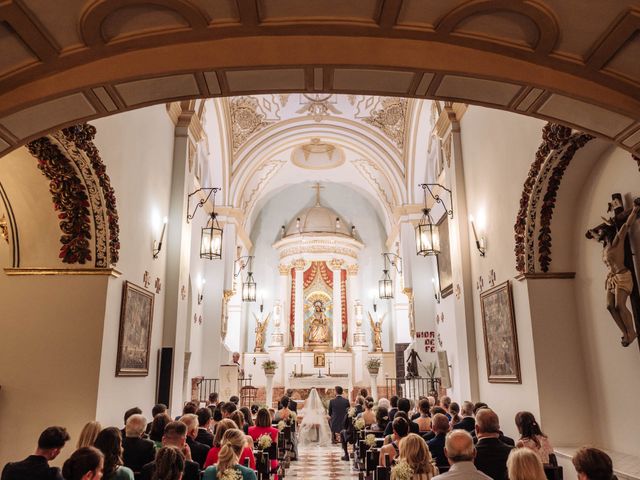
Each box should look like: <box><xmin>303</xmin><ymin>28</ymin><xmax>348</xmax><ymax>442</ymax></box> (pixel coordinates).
<box><xmin>287</xmin><ymin>444</ymin><xmax>359</xmax><ymax>480</ymax></box>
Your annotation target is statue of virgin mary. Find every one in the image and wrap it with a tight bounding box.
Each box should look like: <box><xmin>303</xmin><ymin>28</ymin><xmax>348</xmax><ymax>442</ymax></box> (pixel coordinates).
<box><xmin>308</xmin><ymin>300</ymin><xmax>330</xmax><ymax>344</ymax></box>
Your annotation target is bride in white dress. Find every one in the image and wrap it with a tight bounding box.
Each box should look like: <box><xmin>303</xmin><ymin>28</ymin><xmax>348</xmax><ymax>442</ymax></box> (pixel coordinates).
<box><xmin>298</xmin><ymin>388</ymin><xmax>333</xmax><ymax>446</ymax></box>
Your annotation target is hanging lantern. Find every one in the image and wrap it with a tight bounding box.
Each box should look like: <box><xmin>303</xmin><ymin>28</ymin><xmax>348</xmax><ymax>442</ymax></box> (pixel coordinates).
<box><xmin>200</xmin><ymin>213</ymin><xmax>223</xmax><ymax>259</ymax></box>
<box><xmin>379</xmin><ymin>269</ymin><xmax>394</xmax><ymax>299</ymax></box>
<box><xmin>242</xmin><ymin>271</ymin><xmax>257</xmax><ymax>302</ymax></box>
<box><xmin>416</xmin><ymin>208</ymin><xmax>440</xmax><ymax>256</ymax></box>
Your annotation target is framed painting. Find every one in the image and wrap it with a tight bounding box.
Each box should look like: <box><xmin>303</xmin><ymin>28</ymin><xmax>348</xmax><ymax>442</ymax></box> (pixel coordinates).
<box><xmin>479</xmin><ymin>281</ymin><xmax>521</xmax><ymax>384</ymax></box>
<box><xmin>436</xmin><ymin>213</ymin><xmax>453</xmax><ymax>298</ymax></box>
<box><xmin>116</xmin><ymin>281</ymin><xmax>154</xmax><ymax>376</ymax></box>
<box><xmin>313</xmin><ymin>352</ymin><xmax>326</xmax><ymax>368</ymax></box>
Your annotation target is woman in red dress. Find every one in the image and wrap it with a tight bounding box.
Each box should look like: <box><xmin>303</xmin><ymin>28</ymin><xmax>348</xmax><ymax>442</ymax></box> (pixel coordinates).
<box><xmin>248</xmin><ymin>408</ymin><xmax>279</xmax><ymax>478</ymax></box>
<box><xmin>204</xmin><ymin>419</ymin><xmax>256</xmax><ymax>469</ymax></box>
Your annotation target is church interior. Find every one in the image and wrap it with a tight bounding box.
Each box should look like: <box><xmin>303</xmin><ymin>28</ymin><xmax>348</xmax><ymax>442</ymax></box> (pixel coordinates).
<box><xmin>0</xmin><ymin>1</ymin><xmax>639</xmax><ymax>480</ymax></box>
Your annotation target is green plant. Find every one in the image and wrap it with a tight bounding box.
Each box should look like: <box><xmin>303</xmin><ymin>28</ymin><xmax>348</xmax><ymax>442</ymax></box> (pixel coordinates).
<box><xmin>262</xmin><ymin>359</ymin><xmax>277</xmax><ymax>370</ymax></box>
<box><xmin>366</xmin><ymin>358</ymin><xmax>382</xmax><ymax>369</ymax></box>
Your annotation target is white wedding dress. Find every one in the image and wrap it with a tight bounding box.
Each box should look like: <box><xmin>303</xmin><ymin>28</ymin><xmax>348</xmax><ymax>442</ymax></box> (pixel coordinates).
<box><xmin>298</xmin><ymin>388</ymin><xmax>333</xmax><ymax>447</ymax></box>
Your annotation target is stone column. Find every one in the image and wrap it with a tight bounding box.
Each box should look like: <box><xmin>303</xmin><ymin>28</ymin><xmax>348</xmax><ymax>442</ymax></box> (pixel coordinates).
<box><xmin>276</xmin><ymin>264</ymin><xmax>289</xmax><ymax>347</ymax></box>
<box><xmin>293</xmin><ymin>259</ymin><xmax>305</xmax><ymax>349</ymax></box>
<box><xmin>331</xmin><ymin>258</ymin><xmax>344</xmax><ymax>350</ymax></box>
<box><xmin>347</xmin><ymin>264</ymin><xmax>359</xmax><ymax>348</ymax></box>
<box><xmin>265</xmin><ymin>372</ymin><xmax>275</xmax><ymax>409</ymax></box>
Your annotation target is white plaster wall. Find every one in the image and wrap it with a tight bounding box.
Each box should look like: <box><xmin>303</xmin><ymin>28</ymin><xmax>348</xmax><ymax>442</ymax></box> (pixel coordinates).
<box><xmin>573</xmin><ymin>145</ymin><xmax>640</xmax><ymax>454</ymax></box>
<box><xmin>91</xmin><ymin>105</ymin><xmax>176</xmax><ymax>426</ymax></box>
<box><xmin>459</xmin><ymin>106</ymin><xmax>546</xmax><ymax>438</ymax></box>
<box><xmin>246</xmin><ymin>182</ymin><xmax>387</xmax><ymax>354</ymax></box>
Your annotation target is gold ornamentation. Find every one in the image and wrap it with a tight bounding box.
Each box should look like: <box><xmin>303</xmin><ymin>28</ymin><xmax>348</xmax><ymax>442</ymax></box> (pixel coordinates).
<box><xmin>253</xmin><ymin>312</ymin><xmax>270</xmax><ymax>352</ymax></box>
<box><xmin>330</xmin><ymin>258</ymin><xmax>345</xmax><ymax>270</ymax></box>
<box><xmin>278</xmin><ymin>264</ymin><xmax>290</xmax><ymax>275</ymax></box>
<box><xmin>296</xmin><ymin>93</ymin><xmax>342</xmax><ymax>122</ymax></box>
<box><xmin>221</xmin><ymin>289</ymin><xmax>235</xmax><ymax>340</ymax></box>
<box><xmin>293</xmin><ymin>258</ymin><xmax>306</xmax><ymax>270</ymax></box>
<box><xmin>347</xmin><ymin>264</ymin><xmax>359</xmax><ymax>276</ymax></box>
<box><xmin>403</xmin><ymin>287</ymin><xmax>415</xmax><ymax>338</ymax></box>
<box><xmin>230</xmin><ymin>96</ymin><xmax>274</xmax><ymax>153</ymax></box>
<box><xmin>0</xmin><ymin>214</ymin><xmax>8</xmax><ymax>244</ymax></box>
<box><xmin>362</xmin><ymin>97</ymin><xmax>408</xmax><ymax>149</ymax></box>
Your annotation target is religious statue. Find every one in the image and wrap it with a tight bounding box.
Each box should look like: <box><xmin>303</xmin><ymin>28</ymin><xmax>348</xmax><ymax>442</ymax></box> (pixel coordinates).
<box><xmin>586</xmin><ymin>198</ymin><xmax>639</xmax><ymax>347</ymax></box>
<box><xmin>308</xmin><ymin>300</ymin><xmax>330</xmax><ymax>344</ymax></box>
<box><xmin>253</xmin><ymin>312</ymin><xmax>271</xmax><ymax>353</ymax></box>
<box><xmin>406</xmin><ymin>349</ymin><xmax>422</xmax><ymax>379</ymax></box>
<box><xmin>368</xmin><ymin>312</ymin><xmax>385</xmax><ymax>352</ymax></box>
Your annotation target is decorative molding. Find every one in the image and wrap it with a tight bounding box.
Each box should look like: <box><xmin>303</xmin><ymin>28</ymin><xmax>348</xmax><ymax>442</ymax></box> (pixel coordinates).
<box><xmin>362</xmin><ymin>97</ymin><xmax>408</xmax><ymax>149</ymax></box>
<box><xmin>4</xmin><ymin>267</ymin><xmax>121</xmax><ymax>276</ymax></box>
<box><xmin>143</xmin><ymin>270</ymin><xmax>151</xmax><ymax>288</ymax></box>
<box><xmin>229</xmin><ymin>96</ymin><xmax>275</xmax><ymax>153</ymax></box>
<box><xmin>278</xmin><ymin>263</ymin><xmax>290</xmax><ymax>275</ymax></box>
<box><xmin>330</xmin><ymin>258</ymin><xmax>345</xmax><ymax>270</ymax></box>
<box><xmin>347</xmin><ymin>264</ymin><xmax>359</xmax><ymax>276</ymax></box>
<box><xmin>403</xmin><ymin>287</ymin><xmax>415</xmax><ymax>338</ymax></box>
<box><xmin>0</xmin><ymin>214</ymin><xmax>8</xmax><ymax>243</ymax></box>
<box><xmin>515</xmin><ymin>272</ymin><xmax>576</xmax><ymax>281</ymax></box>
<box><xmin>180</xmin><ymin>285</ymin><xmax>187</xmax><ymax>300</ymax></box>
<box><xmin>293</xmin><ymin>258</ymin><xmax>306</xmax><ymax>271</ymax></box>
<box><xmin>514</xmin><ymin>123</ymin><xmax>593</xmax><ymax>273</ymax></box>
<box><xmin>154</xmin><ymin>277</ymin><xmax>162</xmax><ymax>294</ymax></box>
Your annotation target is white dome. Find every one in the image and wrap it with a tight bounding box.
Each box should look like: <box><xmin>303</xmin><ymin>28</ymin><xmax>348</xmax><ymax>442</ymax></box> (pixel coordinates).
<box><xmin>285</xmin><ymin>204</ymin><xmax>353</xmax><ymax>237</ymax></box>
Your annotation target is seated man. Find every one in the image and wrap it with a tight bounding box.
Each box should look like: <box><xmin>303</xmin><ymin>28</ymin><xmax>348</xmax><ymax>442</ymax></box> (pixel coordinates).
<box><xmin>121</xmin><ymin>407</ymin><xmax>142</xmax><ymax>439</ymax></box>
<box><xmin>179</xmin><ymin>414</ymin><xmax>209</xmax><ymax>469</ymax></box>
<box><xmin>221</xmin><ymin>402</ymin><xmax>237</xmax><ymax>419</ymax></box>
<box><xmin>206</xmin><ymin>392</ymin><xmax>219</xmax><ymax>410</ymax></box>
<box><xmin>428</xmin><ymin>413</ymin><xmax>450</xmax><ymax>469</ymax></box>
<box><xmin>140</xmin><ymin>422</ymin><xmax>200</xmax><ymax>480</ymax></box>
<box><xmin>145</xmin><ymin>404</ymin><xmax>168</xmax><ymax>435</ymax></box>
<box><xmin>1</xmin><ymin>426</ymin><xmax>70</xmax><ymax>480</ymax></box>
<box><xmin>378</xmin><ymin>417</ymin><xmax>410</xmax><ymax>466</ymax></box>
<box><xmin>433</xmin><ymin>430</ymin><xmax>490</xmax><ymax>480</ymax></box>
<box><xmin>453</xmin><ymin>401</ymin><xmax>476</xmax><ymax>433</ymax></box>
<box><xmin>474</xmin><ymin>409</ymin><xmax>513</xmax><ymax>480</ymax></box>
<box><xmin>195</xmin><ymin>407</ymin><xmax>213</xmax><ymax>447</ymax></box>
<box><xmin>572</xmin><ymin>447</ymin><xmax>614</xmax><ymax>480</ymax></box>
<box><xmin>122</xmin><ymin>414</ymin><xmax>155</xmax><ymax>475</ymax></box>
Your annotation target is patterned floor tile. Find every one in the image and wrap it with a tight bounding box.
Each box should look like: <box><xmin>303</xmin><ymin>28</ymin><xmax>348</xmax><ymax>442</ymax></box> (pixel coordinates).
<box><xmin>286</xmin><ymin>445</ymin><xmax>359</xmax><ymax>479</ymax></box>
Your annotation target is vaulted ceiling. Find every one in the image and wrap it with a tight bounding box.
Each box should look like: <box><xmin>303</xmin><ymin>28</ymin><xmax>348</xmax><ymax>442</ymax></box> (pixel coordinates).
<box><xmin>0</xmin><ymin>0</ymin><xmax>639</xmax><ymax>158</ymax></box>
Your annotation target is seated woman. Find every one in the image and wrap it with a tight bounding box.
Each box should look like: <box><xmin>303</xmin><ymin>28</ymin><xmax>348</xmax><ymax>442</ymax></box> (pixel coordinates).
<box><xmin>248</xmin><ymin>408</ymin><xmax>279</xmax><ymax>478</ymax></box>
<box><xmin>391</xmin><ymin>433</ymin><xmax>438</xmax><ymax>480</ymax></box>
<box><xmin>414</xmin><ymin>399</ymin><xmax>432</xmax><ymax>433</ymax></box>
<box><xmin>94</xmin><ymin>427</ymin><xmax>135</xmax><ymax>480</ymax></box>
<box><xmin>230</xmin><ymin>410</ymin><xmax>254</xmax><ymax>449</ymax></box>
<box><xmin>148</xmin><ymin>413</ymin><xmax>172</xmax><ymax>449</ymax></box>
<box><xmin>359</xmin><ymin>398</ymin><xmax>376</xmax><ymax>427</ymax></box>
<box><xmin>203</xmin><ymin>429</ymin><xmax>257</xmax><ymax>480</ymax></box>
<box><xmin>448</xmin><ymin>402</ymin><xmax>461</xmax><ymax>427</ymax></box>
<box><xmin>76</xmin><ymin>421</ymin><xmax>102</xmax><ymax>449</ymax></box>
<box><xmin>62</xmin><ymin>446</ymin><xmax>104</xmax><ymax>480</ymax></box>
<box><xmin>507</xmin><ymin>447</ymin><xmax>547</xmax><ymax>480</ymax></box>
<box><xmin>515</xmin><ymin>411</ymin><xmax>554</xmax><ymax>464</ymax></box>
<box><xmin>152</xmin><ymin>446</ymin><xmax>185</xmax><ymax>480</ymax></box>
<box><xmin>204</xmin><ymin>419</ymin><xmax>255</xmax><ymax>469</ymax></box>
<box><xmin>371</xmin><ymin>406</ymin><xmax>390</xmax><ymax>432</ymax></box>
<box><xmin>274</xmin><ymin>396</ymin><xmax>295</xmax><ymax>423</ymax></box>
<box><xmin>379</xmin><ymin>417</ymin><xmax>410</xmax><ymax>466</ymax></box>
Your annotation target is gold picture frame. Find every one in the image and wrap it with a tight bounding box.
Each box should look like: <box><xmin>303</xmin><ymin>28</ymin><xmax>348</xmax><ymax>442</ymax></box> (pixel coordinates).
<box><xmin>116</xmin><ymin>281</ymin><xmax>154</xmax><ymax>376</ymax></box>
<box><xmin>313</xmin><ymin>352</ymin><xmax>326</xmax><ymax>368</ymax></box>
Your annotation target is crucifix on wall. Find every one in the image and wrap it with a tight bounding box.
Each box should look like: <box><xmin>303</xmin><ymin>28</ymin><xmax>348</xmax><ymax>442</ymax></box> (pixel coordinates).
<box><xmin>586</xmin><ymin>194</ymin><xmax>640</xmax><ymax>348</ymax></box>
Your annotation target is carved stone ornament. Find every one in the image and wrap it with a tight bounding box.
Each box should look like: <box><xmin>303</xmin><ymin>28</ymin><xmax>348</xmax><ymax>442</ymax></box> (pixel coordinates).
<box><xmin>476</xmin><ymin>276</ymin><xmax>484</xmax><ymax>292</ymax></box>
<box><xmin>180</xmin><ymin>285</ymin><xmax>186</xmax><ymax>300</ymax></box>
<box><xmin>155</xmin><ymin>277</ymin><xmax>162</xmax><ymax>294</ymax></box>
<box><xmin>347</xmin><ymin>264</ymin><xmax>359</xmax><ymax>276</ymax></box>
<box><xmin>455</xmin><ymin>284</ymin><xmax>462</xmax><ymax>300</ymax></box>
<box><xmin>0</xmin><ymin>214</ymin><xmax>8</xmax><ymax>244</ymax></box>
<box><xmin>403</xmin><ymin>287</ymin><xmax>416</xmax><ymax>338</ymax></box>
<box><xmin>278</xmin><ymin>263</ymin><xmax>290</xmax><ymax>275</ymax></box>
<box><xmin>296</xmin><ymin>93</ymin><xmax>343</xmax><ymax>122</ymax></box>
<box><xmin>362</xmin><ymin>97</ymin><xmax>408</xmax><ymax>149</ymax></box>
<box><xmin>293</xmin><ymin>258</ymin><xmax>306</xmax><ymax>270</ymax></box>
<box><xmin>221</xmin><ymin>289</ymin><xmax>235</xmax><ymax>340</ymax></box>
<box><xmin>330</xmin><ymin>258</ymin><xmax>345</xmax><ymax>270</ymax></box>
<box><xmin>143</xmin><ymin>271</ymin><xmax>151</xmax><ymax>288</ymax></box>
<box><xmin>230</xmin><ymin>96</ymin><xmax>274</xmax><ymax>153</ymax></box>
<box><xmin>488</xmin><ymin>269</ymin><xmax>497</xmax><ymax>287</ymax></box>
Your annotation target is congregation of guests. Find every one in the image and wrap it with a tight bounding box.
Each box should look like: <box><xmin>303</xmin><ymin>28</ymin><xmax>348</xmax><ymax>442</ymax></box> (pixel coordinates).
<box><xmin>0</xmin><ymin>388</ymin><xmax>622</xmax><ymax>480</ymax></box>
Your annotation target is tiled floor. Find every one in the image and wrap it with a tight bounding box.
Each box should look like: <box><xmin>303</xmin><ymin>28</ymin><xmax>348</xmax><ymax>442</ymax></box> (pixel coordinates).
<box><xmin>286</xmin><ymin>444</ymin><xmax>359</xmax><ymax>480</ymax></box>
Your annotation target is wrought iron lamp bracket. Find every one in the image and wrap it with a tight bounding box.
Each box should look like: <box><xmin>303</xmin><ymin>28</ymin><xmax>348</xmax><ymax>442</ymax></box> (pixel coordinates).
<box><xmin>419</xmin><ymin>183</ymin><xmax>453</xmax><ymax>219</ymax></box>
<box><xmin>186</xmin><ymin>187</ymin><xmax>221</xmax><ymax>223</ymax></box>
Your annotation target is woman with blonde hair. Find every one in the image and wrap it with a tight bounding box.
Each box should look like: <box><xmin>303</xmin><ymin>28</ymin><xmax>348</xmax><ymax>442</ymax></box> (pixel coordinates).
<box><xmin>77</xmin><ymin>421</ymin><xmax>102</xmax><ymax>449</ymax></box>
<box><xmin>391</xmin><ymin>433</ymin><xmax>438</xmax><ymax>480</ymax></box>
<box><xmin>507</xmin><ymin>448</ymin><xmax>547</xmax><ymax>480</ymax></box>
<box><xmin>204</xmin><ymin>419</ymin><xmax>255</xmax><ymax>469</ymax></box>
<box><xmin>203</xmin><ymin>429</ymin><xmax>257</xmax><ymax>480</ymax></box>
<box><xmin>153</xmin><ymin>446</ymin><xmax>185</xmax><ymax>480</ymax></box>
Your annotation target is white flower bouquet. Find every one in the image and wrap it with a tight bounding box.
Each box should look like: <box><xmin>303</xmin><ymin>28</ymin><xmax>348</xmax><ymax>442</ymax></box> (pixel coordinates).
<box><xmin>257</xmin><ymin>433</ymin><xmax>273</xmax><ymax>450</ymax></box>
<box><xmin>277</xmin><ymin>420</ymin><xmax>286</xmax><ymax>431</ymax></box>
<box><xmin>391</xmin><ymin>459</ymin><xmax>414</xmax><ymax>480</ymax></box>
<box><xmin>220</xmin><ymin>468</ymin><xmax>242</xmax><ymax>480</ymax></box>
<box><xmin>365</xmin><ymin>434</ymin><xmax>376</xmax><ymax>447</ymax></box>
<box><xmin>348</xmin><ymin>407</ymin><xmax>356</xmax><ymax>418</ymax></box>
<box><xmin>354</xmin><ymin>417</ymin><xmax>366</xmax><ymax>430</ymax></box>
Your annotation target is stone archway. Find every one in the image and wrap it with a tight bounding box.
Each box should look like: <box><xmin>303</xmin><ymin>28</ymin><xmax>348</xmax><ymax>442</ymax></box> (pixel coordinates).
<box><xmin>0</xmin><ymin>0</ymin><xmax>638</xmax><ymax>157</ymax></box>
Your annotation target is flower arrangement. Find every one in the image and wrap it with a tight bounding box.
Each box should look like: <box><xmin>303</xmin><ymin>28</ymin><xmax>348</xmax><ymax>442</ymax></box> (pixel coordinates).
<box><xmin>277</xmin><ymin>420</ymin><xmax>287</xmax><ymax>431</ymax></box>
<box><xmin>262</xmin><ymin>360</ymin><xmax>277</xmax><ymax>372</ymax></box>
<box><xmin>257</xmin><ymin>434</ymin><xmax>273</xmax><ymax>450</ymax></box>
<box><xmin>354</xmin><ymin>417</ymin><xmax>366</xmax><ymax>430</ymax></box>
<box><xmin>391</xmin><ymin>459</ymin><xmax>414</xmax><ymax>480</ymax></box>
<box><xmin>348</xmin><ymin>407</ymin><xmax>357</xmax><ymax>418</ymax></box>
<box><xmin>220</xmin><ymin>468</ymin><xmax>242</xmax><ymax>480</ymax></box>
<box><xmin>366</xmin><ymin>358</ymin><xmax>382</xmax><ymax>371</ymax></box>
<box><xmin>365</xmin><ymin>434</ymin><xmax>376</xmax><ymax>447</ymax></box>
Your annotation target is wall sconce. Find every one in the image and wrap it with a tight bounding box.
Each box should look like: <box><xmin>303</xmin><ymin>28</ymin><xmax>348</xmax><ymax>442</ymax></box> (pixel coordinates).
<box><xmin>186</xmin><ymin>187</ymin><xmax>223</xmax><ymax>260</ymax></box>
<box><xmin>432</xmin><ymin>277</ymin><xmax>441</xmax><ymax>304</ymax></box>
<box><xmin>416</xmin><ymin>183</ymin><xmax>453</xmax><ymax>257</ymax></box>
<box><xmin>152</xmin><ymin>216</ymin><xmax>168</xmax><ymax>259</ymax></box>
<box><xmin>379</xmin><ymin>253</ymin><xmax>402</xmax><ymax>300</ymax></box>
<box><xmin>469</xmin><ymin>215</ymin><xmax>487</xmax><ymax>257</ymax></box>
<box><xmin>197</xmin><ymin>277</ymin><xmax>206</xmax><ymax>305</ymax></box>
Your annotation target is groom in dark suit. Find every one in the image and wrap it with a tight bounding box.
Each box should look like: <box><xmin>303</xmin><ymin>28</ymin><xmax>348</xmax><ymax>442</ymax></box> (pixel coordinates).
<box><xmin>328</xmin><ymin>386</ymin><xmax>349</xmax><ymax>447</ymax></box>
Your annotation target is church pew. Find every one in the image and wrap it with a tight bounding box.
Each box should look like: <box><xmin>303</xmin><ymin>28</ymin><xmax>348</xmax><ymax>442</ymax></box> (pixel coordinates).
<box><xmin>544</xmin><ymin>454</ymin><xmax>563</xmax><ymax>480</ymax></box>
<box><xmin>254</xmin><ymin>451</ymin><xmax>271</xmax><ymax>480</ymax></box>
<box><xmin>365</xmin><ymin>448</ymin><xmax>380</xmax><ymax>477</ymax></box>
